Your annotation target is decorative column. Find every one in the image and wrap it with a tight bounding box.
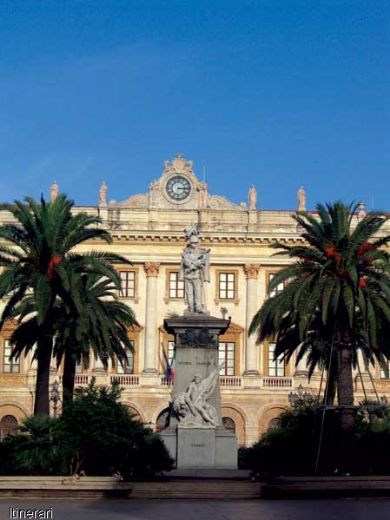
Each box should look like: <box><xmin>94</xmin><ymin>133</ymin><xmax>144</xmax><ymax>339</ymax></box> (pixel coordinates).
<box><xmin>244</xmin><ymin>264</ymin><xmax>261</xmax><ymax>375</ymax></box>
<box><xmin>143</xmin><ymin>262</ymin><xmax>160</xmax><ymax>373</ymax></box>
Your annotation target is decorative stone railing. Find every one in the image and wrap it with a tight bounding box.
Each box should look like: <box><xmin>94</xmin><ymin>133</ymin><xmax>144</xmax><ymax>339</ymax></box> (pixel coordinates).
<box><xmin>58</xmin><ymin>374</ymin><xmax>90</xmax><ymax>385</ymax></box>
<box><xmin>220</xmin><ymin>376</ymin><xmax>242</xmax><ymax>388</ymax></box>
<box><xmin>110</xmin><ymin>375</ymin><xmax>140</xmax><ymax>386</ymax></box>
<box><xmin>74</xmin><ymin>374</ymin><xmax>90</xmax><ymax>385</ymax></box>
<box><xmin>161</xmin><ymin>376</ymin><xmax>173</xmax><ymax>386</ymax></box>
<box><xmin>262</xmin><ymin>377</ymin><xmax>293</xmax><ymax>388</ymax></box>
<box><xmin>19</xmin><ymin>373</ymin><xmax>295</xmax><ymax>392</ymax></box>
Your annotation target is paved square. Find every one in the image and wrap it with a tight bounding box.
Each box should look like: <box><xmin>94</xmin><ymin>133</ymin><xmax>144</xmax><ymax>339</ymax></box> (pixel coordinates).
<box><xmin>1</xmin><ymin>499</ymin><xmax>390</xmax><ymax>520</ymax></box>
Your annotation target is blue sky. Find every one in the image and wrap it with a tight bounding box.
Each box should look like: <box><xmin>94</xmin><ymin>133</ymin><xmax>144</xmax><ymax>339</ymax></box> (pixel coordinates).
<box><xmin>0</xmin><ymin>1</ymin><xmax>388</xmax><ymax>210</ymax></box>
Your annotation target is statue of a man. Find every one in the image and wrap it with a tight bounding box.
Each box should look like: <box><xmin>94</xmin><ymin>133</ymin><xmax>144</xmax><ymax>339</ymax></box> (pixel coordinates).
<box><xmin>99</xmin><ymin>181</ymin><xmax>108</xmax><ymax>205</ymax></box>
<box><xmin>179</xmin><ymin>227</ymin><xmax>210</xmax><ymax>314</ymax></box>
<box><xmin>183</xmin><ymin>374</ymin><xmax>218</xmax><ymax>427</ymax></box>
<box><xmin>297</xmin><ymin>186</ymin><xmax>306</xmax><ymax>211</ymax></box>
<box><xmin>50</xmin><ymin>181</ymin><xmax>59</xmax><ymax>203</ymax></box>
<box><xmin>357</xmin><ymin>202</ymin><xmax>366</xmax><ymax>218</ymax></box>
<box><xmin>248</xmin><ymin>185</ymin><xmax>257</xmax><ymax>210</ymax></box>
<box><xmin>173</xmin><ymin>364</ymin><xmax>223</xmax><ymax>427</ymax></box>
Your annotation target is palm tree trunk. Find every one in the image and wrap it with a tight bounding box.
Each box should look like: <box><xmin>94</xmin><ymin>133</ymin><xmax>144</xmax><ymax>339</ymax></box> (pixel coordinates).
<box><xmin>336</xmin><ymin>343</ymin><xmax>355</xmax><ymax>470</ymax></box>
<box><xmin>34</xmin><ymin>335</ymin><xmax>53</xmax><ymax>416</ymax></box>
<box><xmin>337</xmin><ymin>345</ymin><xmax>354</xmax><ymax>405</ymax></box>
<box><xmin>62</xmin><ymin>350</ymin><xmax>76</xmax><ymax>410</ymax></box>
<box><xmin>324</xmin><ymin>354</ymin><xmax>337</xmax><ymax>405</ymax></box>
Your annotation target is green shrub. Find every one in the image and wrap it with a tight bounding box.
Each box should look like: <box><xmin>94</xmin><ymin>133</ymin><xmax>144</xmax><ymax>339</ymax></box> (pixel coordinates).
<box><xmin>242</xmin><ymin>405</ymin><xmax>340</xmax><ymax>477</ymax></box>
<box><xmin>59</xmin><ymin>380</ymin><xmax>174</xmax><ymax>477</ymax></box>
<box><xmin>0</xmin><ymin>415</ymin><xmax>69</xmax><ymax>475</ymax></box>
<box><xmin>0</xmin><ymin>381</ymin><xmax>173</xmax><ymax>478</ymax></box>
<box><xmin>242</xmin><ymin>404</ymin><xmax>390</xmax><ymax>477</ymax></box>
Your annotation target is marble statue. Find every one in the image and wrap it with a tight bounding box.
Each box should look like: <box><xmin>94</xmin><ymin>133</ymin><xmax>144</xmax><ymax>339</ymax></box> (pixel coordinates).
<box><xmin>173</xmin><ymin>365</ymin><xmax>222</xmax><ymax>428</ymax></box>
<box><xmin>248</xmin><ymin>185</ymin><xmax>257</xmax><ymax>210</ymax></box>
<box><xmin>357</xmin><ymin>202</ymin><xmax>366</xmax><ymax>218</ymax></box>
<box><xmin>179</xmin><ymin>226</ymin><xmax>210</xmax><ymax>314</ymax></box>
<box><xmin>50</xmin><ymin>181</ymin><xmax>59</xmax><ymax>202</ymax></box>
<box><xmin>99</xmin><ymin>181</ymin><xmax>108</xmax><ymax>205</ymax></box>
<box><xmin>297</xmin><ymin>185</ymin><xmax>306</xmax><ymax>211</ymax></box>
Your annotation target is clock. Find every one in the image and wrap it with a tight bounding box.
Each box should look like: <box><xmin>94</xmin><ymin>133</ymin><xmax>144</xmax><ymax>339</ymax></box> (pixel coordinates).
<box><xmin>166</xmin><ymin>175</ymin><xmax>192</xmax><ymax>201</ymax></box>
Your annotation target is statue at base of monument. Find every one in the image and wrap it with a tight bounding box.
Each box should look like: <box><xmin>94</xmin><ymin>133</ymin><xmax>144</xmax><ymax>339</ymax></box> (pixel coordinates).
<box><xmin>173</xmin><ymin>365</ymin><xmax>222</xmax><ymax>428</ymax></box>
<box><xmin>179</xmin><ymin>225</ymin><xmax>210</xmax><ymax>314</ymax></box>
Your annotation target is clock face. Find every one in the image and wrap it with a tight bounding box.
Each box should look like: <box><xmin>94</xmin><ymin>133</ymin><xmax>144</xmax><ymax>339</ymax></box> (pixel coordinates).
<box><xmin>166</xmin><ymin>175</ymin><xmax>191</xmax><ymax>201</ymax></box>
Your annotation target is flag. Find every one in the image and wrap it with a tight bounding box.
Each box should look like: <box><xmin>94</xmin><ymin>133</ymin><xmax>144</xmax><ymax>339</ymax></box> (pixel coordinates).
<box><xmin>162</xmin><ymin>346</ymin><xmax>176</xmax><ymax>384</ymax></box>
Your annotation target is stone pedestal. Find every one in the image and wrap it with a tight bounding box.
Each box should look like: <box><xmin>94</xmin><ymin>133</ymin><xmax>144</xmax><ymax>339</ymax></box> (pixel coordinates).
<box><xmin>161</xmin><ymin>315</ymin><xmax>238</xmax><ymax>469</ymax></box>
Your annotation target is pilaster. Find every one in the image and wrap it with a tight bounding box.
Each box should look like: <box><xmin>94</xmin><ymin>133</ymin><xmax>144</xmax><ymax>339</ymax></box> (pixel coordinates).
<box><xmin>244</xmin><ymin>264</ymin><xmax>261</xmax><ymax>375</ymax></box>
<box><xmin>143</xmin><ymin>262</ymin><xmax>160</xmax><ymax>373</ymax></box>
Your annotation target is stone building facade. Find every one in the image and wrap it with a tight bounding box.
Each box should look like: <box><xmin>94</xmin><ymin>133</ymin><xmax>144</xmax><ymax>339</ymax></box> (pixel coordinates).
<box><xmin>0</xmin><ymin>154</ymin><xmax>389</xmax><ymax>446</ymax></box>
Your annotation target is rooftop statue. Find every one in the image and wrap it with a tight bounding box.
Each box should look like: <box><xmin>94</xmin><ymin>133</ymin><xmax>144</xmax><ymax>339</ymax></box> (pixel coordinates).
<box><xmin>50</xmin><ymin>181</ymin><xmax>59</xmax><ymax>203</ymax></box>
<box><xmin>179</xmin><ymin>226</ymin><xmax>210</xmax><ymax>314</ymax></box>
<box><xmin>357</xmin><ymin>202</ymin><xmax>367</xmax><ymax>218</ymax></box>
<box><xmin>297</xmin><ymin>185</ymin><xmax>306</xmax><ymax>211</ymax></box>
<box><xmin>98</xmin><ymin>181</ymin><xmax>108</xmax><ymax>205</ymax></box>
<box><xmin>248</xmin><ymin>184</ymin><xmax>257</xmax><ymax>210</ymax></box>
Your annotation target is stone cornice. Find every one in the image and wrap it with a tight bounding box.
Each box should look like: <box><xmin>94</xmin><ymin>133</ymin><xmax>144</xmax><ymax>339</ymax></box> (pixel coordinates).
<box><xmin>107</xmin><ymin>233</ymin><xmax>306</xmax><ymax>245</ymax></box>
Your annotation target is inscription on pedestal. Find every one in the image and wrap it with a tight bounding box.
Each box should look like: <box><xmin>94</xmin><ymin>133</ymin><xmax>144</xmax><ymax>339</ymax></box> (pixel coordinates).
<box><xmin>177</xmin><ymin>428</ymin><xmax>216</xmax><ymax>468</ymax></box>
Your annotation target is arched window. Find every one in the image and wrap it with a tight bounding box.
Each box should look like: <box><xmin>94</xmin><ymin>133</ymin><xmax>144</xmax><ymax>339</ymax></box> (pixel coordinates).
<box><xmin>156</xmin><ymin>408</ymin><xmax>170</xmax><ymax>433</ymax></box>
<box><xmin>268</xmin><ymin>417</ymin><xmax>281</xmax><ymax>430</ymax></box>
<box><xmin>0</xmin><ymin>415</ymin><xmax>18</xmax><ymax>439</ymax></box>
<box><xmin>222</xmin><ymin>417</ymin><xmax>236</xmax><ymax>433</ymax></box>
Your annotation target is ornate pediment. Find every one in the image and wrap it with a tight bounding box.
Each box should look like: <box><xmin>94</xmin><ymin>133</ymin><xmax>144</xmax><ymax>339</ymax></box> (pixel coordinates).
<box><xmin>111</xmin><ymin>154</ymin><xmax>243</xmax><ymax>211</ymax></box>
<box><xmin>163</xmin><ymin>153</ymin><xmax>194</xmax><ymax>176</ymax></box>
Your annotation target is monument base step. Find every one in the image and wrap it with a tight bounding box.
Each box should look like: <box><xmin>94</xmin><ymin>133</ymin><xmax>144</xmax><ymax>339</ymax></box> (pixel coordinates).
<box><xmin>166</xmin><ymin>469</ymin><xmax>250</xmax><ymax>479</ymax></box>
<box><xmin>130</xmin><ymin>479</ymin><xmax>262</xmax><ymax>499</ymax></box>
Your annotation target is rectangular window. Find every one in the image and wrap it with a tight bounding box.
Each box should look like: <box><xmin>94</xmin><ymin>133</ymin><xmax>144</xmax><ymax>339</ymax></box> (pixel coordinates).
<box><xmin>269</xmin><ymin>273</ymin><xmax>285</xmax><ymax>297</ymax></box>
<box><xmin>117</xmin><ymin>342</ymin><xmax>134</xmax><ymax>374</ymax></box>
<box><xmin>219</xmin><ymin>342</ymin><xmax>235</xmax><ymax>376</ymax></box>
<box><xmin>218</xmin><ymin>272</ymin><xmax>236</xmax><ymax>300</ymax></box>
<box><xmin>119</xmin><ymin>271</ymin><xmax>136</xmax><ymax>298</ymax></box>
<box><xmin>169</xmin><ymin>271</ymin><xmax>184</xmax><ymax>299</ymax></box>
<box><xmin>380</xmin><ymin>362</ymin><xmax>390</xmax><ymax>379</ymax></box>
<box><xmin>3</xmin><ymin>340</ymin><xmax>20</xmax><ymax>373</ymax></box>
<box><xmin>268</xmin><ymin>342</ymin><xmax>285</xmax><ymax>377</ymax></box>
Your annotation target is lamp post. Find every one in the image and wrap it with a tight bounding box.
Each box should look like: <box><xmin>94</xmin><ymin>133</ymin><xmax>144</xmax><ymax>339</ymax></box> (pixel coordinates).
<box><xmin>288</xmin><ymin>384</ymin><xmax>316</xmax><ymax>408</ymax></box>
<box><xmin>50</xmin><ymin>380</ymin><xmax>61</xmax><ymax>418</ymax></box>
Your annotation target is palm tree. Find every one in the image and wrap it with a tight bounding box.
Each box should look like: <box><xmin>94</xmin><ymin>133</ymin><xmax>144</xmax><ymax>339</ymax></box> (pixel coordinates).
<box><xmin>53</xmin><ymin>271</ymin><xmax>138</xmax><ymax>408</ymax></box>
<box><xmin>9</xmin><ymin>271</ymin><xmax>138</xmax><ymax>409</ymax></box>
<box><xmin>250</xmin><ymin>202</ymin><xmax>390</xmax><ymax>439</ymax></box>
<box><xmin>0</xmin><ymin>195</ymin><xmax>127</xmax><ymax>415</ymax></box>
